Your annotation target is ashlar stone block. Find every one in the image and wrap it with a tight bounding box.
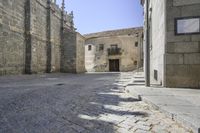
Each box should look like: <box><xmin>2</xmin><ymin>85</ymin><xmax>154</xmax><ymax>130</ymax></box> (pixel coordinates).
<box><xmin>166</xmin><ymin>53</ymin><xmax>184</xmax><ymax>65</ymax></box>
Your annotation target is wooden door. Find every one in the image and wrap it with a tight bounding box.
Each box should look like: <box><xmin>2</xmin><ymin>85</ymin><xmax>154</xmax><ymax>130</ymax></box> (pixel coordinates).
<box><xmin>109</xmin><ymin>59</ymin><xmax>119</xmax><ymax>72</ymax></box>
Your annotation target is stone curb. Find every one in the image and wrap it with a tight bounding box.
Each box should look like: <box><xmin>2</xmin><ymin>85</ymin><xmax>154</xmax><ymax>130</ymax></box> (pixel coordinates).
<box><xmin>125</xmin><ymin>85</ymin><xmax>199</xmax><ymax>133</ymax></box>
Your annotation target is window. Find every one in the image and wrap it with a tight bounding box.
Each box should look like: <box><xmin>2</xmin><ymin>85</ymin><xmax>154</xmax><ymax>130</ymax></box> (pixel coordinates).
<box><xmin>154</xmin><ymin>70</ymin><xmax>158</xmax><ymax>80</ymax></box>
<box><xmin>134</xmin><ymin>61</ymin><xmax>138</xmax><ymax>65</ymax></box>
<box><xmin>135</xmin><ymin>42</ymin><xmax>138</xmax><ymax>47</ymax></box>
<box><xmin>99</xmin><ymin>44</ymin><xmax>104</xmax><ymax>51</ymax></box>
<box><xmin>175</xmin><ymin>17</ymin><xmax>200</xmax><ymax>35</ymax></box>
<box><xmin>96</xmin><ymin>56</ymin><xmax>100</xmax><ymax>60</ymax></box>
<box><xmin>108</xmin><ymin>44</ymin><xmax>121</xmax><ymax>55</ymax></box>
<box><xmin>111</xmin><ymin>44</ymin><xmax>118</xmax><ymax>49</ymax></box>
<box><xmin>88</xmin><ymin>45</ymin><xmax>92</xmax><ymax>51</ymax></box>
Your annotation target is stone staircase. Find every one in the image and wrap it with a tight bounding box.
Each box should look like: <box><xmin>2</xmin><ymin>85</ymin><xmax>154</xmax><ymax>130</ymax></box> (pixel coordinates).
<box><xmin>128</xmin><ymin>71</ymin><xmax>145</xmax><ymax>86</ymax></box>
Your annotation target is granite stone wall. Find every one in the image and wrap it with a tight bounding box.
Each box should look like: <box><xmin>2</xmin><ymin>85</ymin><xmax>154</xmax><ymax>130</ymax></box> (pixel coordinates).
<box><xmin>61</xmin><ymin>30</ymin><xmax>85</xmax><ymax>73</ymax></box>
<box><xmin>76</xmin><ymin>33</ymin><xmax>85</xmax><ymax>73</ymax></box>
<box><xmin>145</xmin><ymin>0</ymin><xmax>200</xmax><ymax>88</ymax></box>
<box><xmin>165</xmin><ymin>0</ymin><xmax>200</xmax><ymax>88</ymax></box>
<box><xmin>0</xmin><ymin>0</ymin><xmax>84</xmax><ymax>75</ymax></box>
<box><xmin>0</xmin><ymin>0</ymin><xmax>26</xmax><ymax>75</ymax></box>
<box><xmin>50</xmin><ymin>4</ymin><xmax>62</xmax><ymax>72</ymax></box>
<box><xmin>29</xmin><ymin>0</ymin><xmax>48</xmax><ymax>73</ymax></box>
<box><xmin>61</xmin><ymin>29</ymin><xmax>76</xmax><ymax>73</ymax></box>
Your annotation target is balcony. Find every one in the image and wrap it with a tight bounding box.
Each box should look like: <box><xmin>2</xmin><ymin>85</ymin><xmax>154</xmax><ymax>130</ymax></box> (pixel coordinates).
<box><xmin>107</xmin><ymin>48</ymin><xmax>122</xmax><ymax>56</ymax></box>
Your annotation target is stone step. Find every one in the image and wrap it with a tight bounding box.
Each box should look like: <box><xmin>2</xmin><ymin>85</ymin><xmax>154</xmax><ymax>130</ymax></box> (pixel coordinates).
<box><xmin>128</xmin><ymin>82</ymin><xmax>145</xmax><ymax>86</ymax></box>
<box><xmin>133</xmin><ymin>75</ymin><xmax>144</xmax><ymax>78</ymax></box>
<box><xmin>134</xmin><ymin>79</ymin><xmax>145</xmax><ymax>82</ymax></box>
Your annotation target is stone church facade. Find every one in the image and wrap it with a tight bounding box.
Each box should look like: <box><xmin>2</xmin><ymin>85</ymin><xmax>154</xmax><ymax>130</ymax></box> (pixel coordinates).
<box><xmin>84</xmin><ymin>28</ymin><xmax>143</xmax><ymax>72</ymax></box>
<box><xmin>0</xmin><ymin>0</ymin><xmax>85</xmax><ymax>75</ymax></box>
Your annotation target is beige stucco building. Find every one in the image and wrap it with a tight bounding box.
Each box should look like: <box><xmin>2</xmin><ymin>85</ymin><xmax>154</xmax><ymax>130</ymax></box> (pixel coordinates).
<box><xmin>141</xmin><ymin>0</ymin><xmax>200</xmax><ymax>88</ymax></box>
<box><xmin>84</xmin><ymin>28</ymin><xmax>143</xmax><ymax>72</ymax></box>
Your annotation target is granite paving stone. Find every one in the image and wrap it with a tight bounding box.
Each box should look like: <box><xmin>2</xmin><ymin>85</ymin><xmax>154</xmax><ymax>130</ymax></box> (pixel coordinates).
<box><xmin>0</xmin><ymin>72</ymin><xmax>191</xmax><ymax>133</ymax></box>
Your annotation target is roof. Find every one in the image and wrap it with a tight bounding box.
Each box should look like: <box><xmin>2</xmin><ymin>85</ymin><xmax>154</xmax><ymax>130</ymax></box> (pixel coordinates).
<box><xmin>84</xmin><ymin>27</ymin><xmax>143</xmax><ymax>39</ymax></box>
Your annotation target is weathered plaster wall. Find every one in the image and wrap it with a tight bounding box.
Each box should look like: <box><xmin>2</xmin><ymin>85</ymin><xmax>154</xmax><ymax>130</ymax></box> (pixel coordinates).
<box><xmin>85</xmin><ymin>28</ymin><xmax>143</xmax><ymax>72</ymax></box>
<box><xmin>165</xmin><ymin>0</ymin><xmax>200</xmax><ymax>88</ymax></box>
<box><xmin>149</xmin><ymin>0</ymin><xmax>166</xmax><ymax>85</ymax></box>
<box><xmin>85</xmin><ymin>44</ymin><xmax>96</xmax><ymax>72</ymax></box>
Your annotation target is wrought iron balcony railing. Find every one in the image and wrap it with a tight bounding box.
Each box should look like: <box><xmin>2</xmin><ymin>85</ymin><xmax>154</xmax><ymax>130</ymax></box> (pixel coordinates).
<box><xmin>107</xmin><ymin>48</ymin><xmax>122</xmax><ymax>56</ymax></box>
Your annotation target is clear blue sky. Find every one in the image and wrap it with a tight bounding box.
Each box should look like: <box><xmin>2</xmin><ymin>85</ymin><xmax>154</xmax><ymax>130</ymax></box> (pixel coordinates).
<box><xmin>57</xmin><ymin>0</ymin><xmax>143</xmax><ymax>34</ymax></box>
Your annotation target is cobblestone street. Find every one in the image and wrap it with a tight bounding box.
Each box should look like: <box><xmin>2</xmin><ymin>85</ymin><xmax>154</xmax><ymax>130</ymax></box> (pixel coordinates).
<box><xmin>0</xmin><ymin>73</ymin><xmax>191</xmax><ymax>133</ymax></box>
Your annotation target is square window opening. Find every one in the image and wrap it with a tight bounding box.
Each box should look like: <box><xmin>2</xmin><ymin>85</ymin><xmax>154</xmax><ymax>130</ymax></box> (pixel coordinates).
<box><xmin>135</xmin><ymin>42</ymin><xmax>138</xmax><ymax>47</ymax></box>
<box><xmin>134</xmin><ymin>61</ymin><xmax>138</xmax><ymax>66</ymax></box>
<box><xmin>99</xmin><ymin>44</ymin><xmax>104</xmax><ymax>51</ymax></box>
<box><xmin>154</xmin><ymin>70</ymin><xmax>158</xmax><ymax>81</ymax></box>
<box><xmin>111</xmin><ymin>44</ymin><xmax>118</xmax><ymax>49</ymax></box>
<box><xmin>88</xmin><ymin>45</ymin><xmax>92</xmax><ymax>51</ymax></box>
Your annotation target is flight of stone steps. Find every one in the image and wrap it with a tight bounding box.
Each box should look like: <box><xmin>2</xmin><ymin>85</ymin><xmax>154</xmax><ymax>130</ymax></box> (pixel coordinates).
<box><xmin>128</xmin><ymin>71</ymin><xmax>145</xmax><ymax>86</ymax></box>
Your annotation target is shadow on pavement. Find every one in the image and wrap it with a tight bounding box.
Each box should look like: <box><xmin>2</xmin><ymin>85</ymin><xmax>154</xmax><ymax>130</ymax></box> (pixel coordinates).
<box><xmin>0</xmin><ymin>73</ymin><xmax>148</xmax><ymax>133</ymax></box>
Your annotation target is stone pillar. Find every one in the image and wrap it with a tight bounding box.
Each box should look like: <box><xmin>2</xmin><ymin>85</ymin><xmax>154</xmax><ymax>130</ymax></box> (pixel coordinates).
<box><xmin>60</xmin><ymin>0</ymin><xmax>65</xmax><ymax>72</ymax></box>
<box><xmin>25</xmin><ymin>0</ymin><xmax>32</xmax><ymax>74</ymax></box>
<box><xmin>46</xmin><ymin>0</ymin><xmax>52</xmax><ymax>73</ymax></box>
<box><xmin>25</xmin><ymin>0</ymin><xmax>53</xmax><ymax>74</ymax></box>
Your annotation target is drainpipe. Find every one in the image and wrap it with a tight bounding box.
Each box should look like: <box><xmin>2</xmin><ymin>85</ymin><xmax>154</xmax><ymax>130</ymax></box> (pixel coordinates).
<box><xmin>145</xmin><ymin>0</ymin><xmax>150</xmax><ymax>87</ymax></box>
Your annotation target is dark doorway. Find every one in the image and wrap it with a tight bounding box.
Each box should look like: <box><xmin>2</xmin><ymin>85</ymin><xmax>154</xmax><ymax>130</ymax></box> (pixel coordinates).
<box><xmin>109</xmin><ymin>59</ymin><xmax>120</xmax><ymax>72</ymax></box>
